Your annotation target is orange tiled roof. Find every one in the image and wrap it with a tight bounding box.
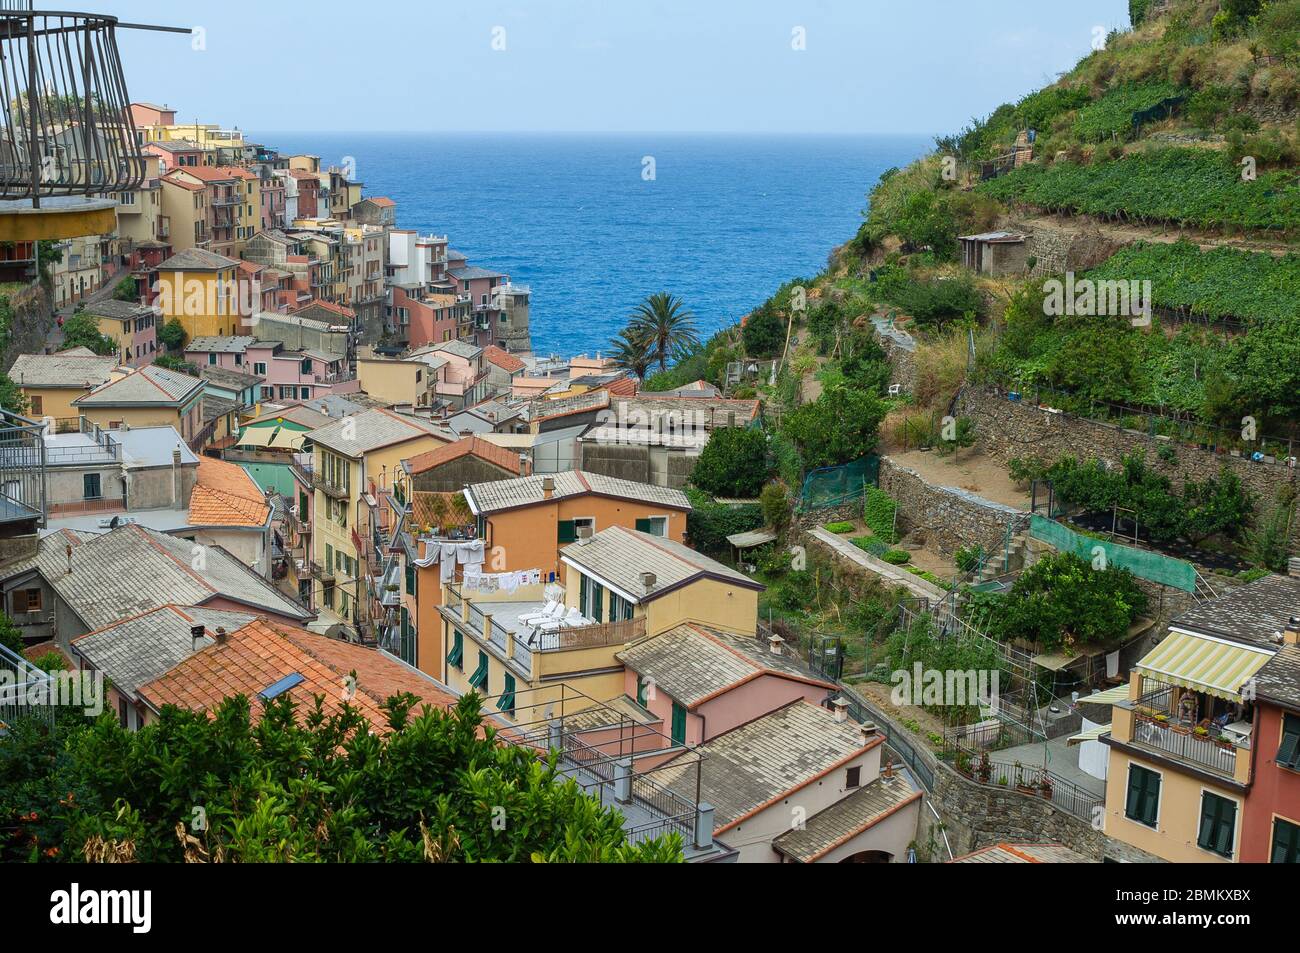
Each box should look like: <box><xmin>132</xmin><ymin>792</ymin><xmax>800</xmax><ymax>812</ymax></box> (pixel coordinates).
<box><xmin>136</xmin><ymin>618</ymin><xmax>458</xmax><ymax>731</ymax></box>
<box><xmin>368</xmin><ymin>196</ymin><xmax>395</xmax><ymax>207</ymax></box>
<box><xmin>482</xmin><ymin>345</ymin><xmax>524</xmax><ymax>373</ymax></box>
<box><xmin>189</xmin><ymin>457</ymin><xmax>270</xmax><ymax>527</ymax></box>
<box><xmin>159</xmin><ymin>172</ymin><xmax>204</xmax><ymax>192</ymax></box>
<box><xmin>406</xmin><ymin>435</ymin><xmax>525</xmax><ymax>477</ymax></box>
<box><xmin>290</xmin><ymin>299</ymin><xmax>355</xmax><ymax>319</ymax></box>
<box><xmin>604</xmin><ymin>375</ymin><xmax>638</xmax><ymax>398</ymax></box>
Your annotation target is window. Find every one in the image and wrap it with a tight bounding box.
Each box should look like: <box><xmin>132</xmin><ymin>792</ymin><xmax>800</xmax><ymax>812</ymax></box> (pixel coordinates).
<box><xmin>557</xmin><ymin>520</ymin><xmax>577</xmax><ymax>544</ymax></box>
<box><xmin>636</xmin><ymin>675</ymin><xmax>648</xmax><ymax>708</ymax></box>
<box><xmin>670</xmin><ymin>702</ymin><xmax>687</xmax><ymax>746</ymax></box>
<box><xmin>1197</xmin><ymin>792</ymin><xmax>1237</xmax><ymax>858</ymax></box>
<box><xmin>1278</xmin><ymin>713</ymin><xmax>1300</xmax><ymax>770</ymax></box>
<box><xmin>846</xmin><ymin>766</ymin><xmax>862</xmax><ymax>789</ymax></box>
<box><xmin>447</xmin><ymin>630</ymin><xmax>464</xmax><ymax>671</ymax></box>
<box><xmin>234</xmin><ymin>353</ymin><xmax>243</xmax><ymax>366</ymax></box>
<box><xmin>590</xmin><ymin>583</ymin><xmax>603</xmax><ymax>622</ymax></box>
<box><xmin>21</xmin><ymin>588</ymin><xmax>41</xmax><ymax>613</ymax></box>
<box><xmin>1124</xmin><ymin>764</ymin><xmax>1160</xmax><ymax>828</ymax></box>
<box><xmin>260</xmin><ymin>386</ymin><xmax>273</xmax><ymax>400</ymax></box>
<box><xmin>322</xmin><ymin>582</ymin><xmax>335</xmax><ymax>609</ymax></box>
<box><xmin>207</xmin><ymin>353</ymin><xmax>217</xmax><ymax>365</ymax></box>
<box><xmin>29</xmin><ymin>396</ymin><xmax>42</xmax><ymax>415</ymax></box>
<box><xmin>573</xmin><ymin>517</ymin><xmax>595</xmax><ymax>538</ymax></box>
<box><xmin>1273</xmin><ymin>817</ymin><xmax>1300</xmax><ymax>863</ymax></box>
<box><xmin>253</xmin><ymin>362</ymin><xmax>267</xmax><ymax>376</ymax></box>
<box><xmin>497</xmin><ymin>673</ymin><xmax>516</xmax><ymax>716</ymax></box>
<box><xmin>405</xmin><ymin>563</ymin><xmax>416</xmax><ymax>595</ymax></box>
<box><xmin>82</xmin><ymin>472</ymin><xmax>102</xmax><ymax>500</ymax></box>
<box><xmin>636</xmin><ymin>516</ymin><xmax>668</xmax><ymax>537</ymax></box>
<box><xmin>301</xmin><ymin>358</ymin><xmax>313</xmax><ymax>374</ymax></box>
<box><xmin>468</xmin><ymin>650</ymin><xmax>489</xmax><ymax>691</ymax></box>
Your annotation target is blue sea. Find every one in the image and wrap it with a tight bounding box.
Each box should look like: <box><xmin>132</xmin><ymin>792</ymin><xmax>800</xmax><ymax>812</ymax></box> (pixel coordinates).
<box><xmin>255</xmin><ymin>133</ymin><xmax>931</xmax><ymax>357</ymax></box>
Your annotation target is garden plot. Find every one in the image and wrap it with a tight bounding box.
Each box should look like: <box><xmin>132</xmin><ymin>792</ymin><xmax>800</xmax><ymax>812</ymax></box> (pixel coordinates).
<box><xmin>888</xmin><ymin>449</ymin><xmax>1032</xmax><ymax>512</ymax></box>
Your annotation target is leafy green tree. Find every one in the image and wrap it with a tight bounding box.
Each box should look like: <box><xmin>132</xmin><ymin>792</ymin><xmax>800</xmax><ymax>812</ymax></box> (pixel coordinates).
<box><xmin>0</xmin><ymin>613</ymin><xmax>24</xmax><ymax>656</ymax></box>
<box><xmin>57</xmin><ymin>312</ymin><xmax>116</xmax><ymax>356</ymax></box>
<box><xmin>0</xmin><ymin>374</ymin><xmax>27</xmax><ymax>415</ymax></box>
<box><xmin>783</xmin><ymin>385</ymin><xmax>886</xmax><ymax>470</ymax></box>
<box><xmin>892</xmin><ymin>188</ymin><xmax>959</xmax><ymax>259</ymax></box>
<box><xmin>631</xmin><ymin>293</ymin><xmax>699</xmax><ymax>373</ymax></box>
<box><xmin>154</xmin><ymin>354</ymin><xmax>199</xmax><ymax>376</ymax></box>
<box><xmin>741</xmin><ymin>302</ymin><xmax>785</xmax><ymax>359</ymax></box>
<box><xmin>760</xmin><ymin>480</ymin><xmax>792</xmax><ymax>532</ymax></box>
<box><xmin>938</xmin><ymin>416</ymin><xmax>977</xmax><ymax>461</ymax></box>
<box><xmin>690</xmin><ymin>427</ymin><xmax>768</xmax><ymax>497</ymax></box>
<box><xmin>157</xmin><ymin>319</ymin><xmax>187</xmax><ymax>354</ymax></box>
<box><xmin>111</xmin><ymin>276</ymin><xmax>138</xmax><ymax>302</ymax></box>
<box><xmin>3</xmin><ymin>692</ymin><xmax>681</xmax><ymax>863</ymax></box>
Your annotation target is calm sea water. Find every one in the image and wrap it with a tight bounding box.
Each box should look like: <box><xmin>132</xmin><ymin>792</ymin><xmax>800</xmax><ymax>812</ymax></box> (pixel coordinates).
<box><xmin>255</xmin><ymin>132</ymin><xmax>930</xmax><ymax>357</ymax></box>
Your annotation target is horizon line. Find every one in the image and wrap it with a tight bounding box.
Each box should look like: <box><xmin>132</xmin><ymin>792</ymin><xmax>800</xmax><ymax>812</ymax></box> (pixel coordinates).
<box><xmin>245</xmin><ymin>128</ymin><xmax>940</xmax><ymax>138</ymax></box>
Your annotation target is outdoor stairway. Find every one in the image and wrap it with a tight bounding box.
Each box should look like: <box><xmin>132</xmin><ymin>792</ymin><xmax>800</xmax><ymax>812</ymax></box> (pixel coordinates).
<box><xmin>975</xmin><ymin>531</ymin><xmax>1035</xmax><ymax>585</ymax></box>
<box><xmin>1290</xmin><ymin>556</ymin><xmax>1300</xmax><ymax>578</ymax></box>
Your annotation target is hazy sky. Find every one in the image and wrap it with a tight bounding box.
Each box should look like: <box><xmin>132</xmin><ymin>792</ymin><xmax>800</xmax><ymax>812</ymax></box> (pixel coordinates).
<box><xmin>101</xmin><ymin>0</ymin><xmax>1132</xmax><ymax>134</ymax></box>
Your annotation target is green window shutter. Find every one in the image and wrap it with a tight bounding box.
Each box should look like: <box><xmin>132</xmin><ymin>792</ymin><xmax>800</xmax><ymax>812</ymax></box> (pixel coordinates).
<box><xmin>1272</xmin><ymin>818</ymin><xmax>1300</xmax><ymax>864</ymax></box>
<box><xmin>557</xmin><ymin>520</ymin><xmax>577</xmax><ymax>543</ymax></box>
<box><xmin>1279</xmin><ymin>713</ymin><xmax>1300</xmax><ymax>769</ymax></box>
<box><xmin>325</xmin><ymin>543</ymin><xmax>333</xmax><ymax>570</ymax></box>
<box><xmin>635</xmin><ymin>518</ymin><xmax>652</xmax><ymax>533</ymax></box>
<box><xmin>447</xmin><ymin>631</ymin><xmax>464</xmax><ymax>670</ymax></box>
<box><xmin>636</xmin><ymin>676</ymin><xmax>648</xmax><ymax>708</ymax></box>
<box><xmin>1124</xmin><ymin>765</ymin><xmax>1160</xmax><ymax>827</ymax></box>
<box><xmin>496</xmin><ymin>673</ymin><xmax>516</xmax><ymax>715</ymax></box>
<box><xmin>671</xmin><ymin>702</ymin><xmax>687</xmax><ymax>746</ymax></box>
<box><xmin>592</xmin><ymin>584</ymin><xmax>603</xmax><ymax>622</ymax></box>
<box><xmin>579</xmin><ymin>574</ymin><xmax>589</xmax><ymax>615</ymax></box>
<box><xmin>468</xmin><ymin>650</ymin><xmax>489</xmax><ymax>690</ymax></box>
<box><xmin>1197</xmin><ymin>793</ymin><xmax>1236</xmax><ymax>857</ymax></box>
<box><xmin>405</xmin><ymin>563</ymin><xmax>416</xmax><ymax>595</ymax></box>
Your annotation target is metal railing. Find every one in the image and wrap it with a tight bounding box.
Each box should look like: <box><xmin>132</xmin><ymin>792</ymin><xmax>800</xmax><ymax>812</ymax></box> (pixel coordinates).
<box><xmin>0</xmin><ymin>408</ymin><xmax>47</xmax><ymax>525</ymax></box>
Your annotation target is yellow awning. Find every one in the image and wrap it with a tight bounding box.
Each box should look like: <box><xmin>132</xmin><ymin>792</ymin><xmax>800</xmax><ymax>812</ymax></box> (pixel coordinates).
<box><xmin>236</xmin><ymin>426</ymin><xmax>304</xmax><ymax>451</ymax></box>
<box><xmin>1079</xmin><ymin>685</ymin><xmax>1131</xmax><ymax>706</ymax></box>
<box><xmin>1067</xmin><ymin>724</ymin><xmax>1111</xmax><ymax>746</ymax></box>
<box><xmin>236</xmin><ymin>427</ymin><xmax>276</xmax><ymax>448</ymax></box>
<box><xmin>1135</xmin><ymin>630</ymin><xmax>1275</xmax><ymax>703</ymax></box>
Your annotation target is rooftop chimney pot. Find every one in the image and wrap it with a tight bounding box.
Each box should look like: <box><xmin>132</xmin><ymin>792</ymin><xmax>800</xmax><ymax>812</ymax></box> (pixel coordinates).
<box><xmin>831</xmin><ymin>696</ymin><xmax>848</xmax><ymax>723</ymax></box>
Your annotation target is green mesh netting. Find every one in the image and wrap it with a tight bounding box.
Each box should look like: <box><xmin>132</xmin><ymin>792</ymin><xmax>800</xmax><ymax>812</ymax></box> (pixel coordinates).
<box><xmin>797</xmin><ymin>455</ymin><xmax>879</xmax><ymax>510</ymax></box>
<box><xmin>1029</xmin><ymin>515</ymin><xmax>1196</xmax><ymax>592</ymax></box>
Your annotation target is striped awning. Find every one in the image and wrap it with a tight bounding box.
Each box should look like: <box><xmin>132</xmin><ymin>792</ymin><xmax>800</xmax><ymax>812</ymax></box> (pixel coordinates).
<box><xmin>1078</xmin><ymin>685</ymin><xmax>1131</xmax><ymax>706</ymax></box>
<box><xmin>1135</xmin><ymin>630</ymin><xmax>1275</xmax><ymax>703</ymax></box>
<box><xmin>1067</xmin><ymin>724</ymin><xmax>1111</xmax><ymax>746</ymax></box>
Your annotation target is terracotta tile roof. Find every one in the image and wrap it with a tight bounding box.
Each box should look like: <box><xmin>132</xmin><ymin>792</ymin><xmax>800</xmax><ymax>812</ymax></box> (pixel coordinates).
<box><xmin>771</xmin><ymin>778</ymin><xmax>922</xmax><ymax>862</ymax></box>
<box><xmin>405</xmin><ymin>435</ymin><xmax>524</xmax><ymax>478</ymax></box>
<box><xmin>482</xmin><ymin>345</ymin><xmax>525</xmax><ymax>373</ymax></box>
<box><xmin>949</xmin><ymin>843</ymin><xmax>1093</xmax><ymax>863</ymax></box>
<box><xmin>189</xmin><ymin>457</ymin><xmax>271</xmax><ymax>527</ymax></box>
<box><xmin>289</xmin><ymin>299</ymin><xmax>355</xmax><ymax>320</ymax></box>
<box><xmin>137</xmin><ymin>618</ymin><xmax>458</xmax><ymax>731</ymax></box>
<box><xmin>367</xmin><ymin>196</ymin><xmax>395</xmax><ymax>207</ymax></box>
<box><xmin>159</xmin><ymin>172</ymin><xmax>204</xmax><ymax>192</ymax></box>
<box><xmin>604</xmin><ymin>374</ymin><xmax>638</xmax><ymax>398</ymax></box>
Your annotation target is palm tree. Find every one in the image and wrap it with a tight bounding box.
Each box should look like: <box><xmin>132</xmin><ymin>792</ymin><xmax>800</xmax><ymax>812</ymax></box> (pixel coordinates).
<box><xmin>631</xmin><ymin>292</ymin><xmax>699</xmax><ymax>373</ymax></box>
<box><xmin>608</xmin><ymin>325</ymin><xmax>655</xmax><ymax>380</ymax></box>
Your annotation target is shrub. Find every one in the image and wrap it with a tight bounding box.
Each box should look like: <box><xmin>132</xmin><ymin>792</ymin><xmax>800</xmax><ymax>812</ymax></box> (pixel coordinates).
<box><xmin>863</xmin><ymin>486</ymin><xmax>899</xmax><ymax>543</ymax></box>
<box><xmin>783</xmin><ymin>385</ymin><xmax>886</xmax><ymax>470</ymax></box>
<box><xmin>824</xmin><ymin>521</ymin><xmax>855</xmax><ymax>534</ymax></box>
<box><xmin>760</xmin><ymin>481</ymin><xmax>792</xmax><ymax>533</ymax></box>
<box><xmin>954</xmin><ymin>544</ymin><xmax>985</xmax><ymax>573</ymax></box>
<box><xmin>111</xmin><ymin>276</ymin><xmax>138</xmax><ymax>302</ymax></box>
<box><xmin>685</xmin><ymin>489</ymin><xmax>764</xmax><ymax>555</ymax></box>
<box><xmin>851</xmin><ymin>536</ymin><xmax>890</xmax><ymax>557</ymax></box>
<box><xmin>690</xmin><ymin>427</ymin><xmax>768</xmax><ymax>498</ymax></box>
<box><xmin>742</xmin><ymin>302</ymin><xmax>785</xmax><ymax>358</ymax></box>
<box><xmin>882</xmin><ymin>549</ymin><xmax>911</xmax><ymax>565</ymax></box>
<box><xmin>58</xmin><ymin>312</ymin><xmax>117</xmax><ymax>356</ymax></box>
<box><xmin>158</xmin><ymin>319</ymin><xmax>187</xmax><ymax>353</ymax></box>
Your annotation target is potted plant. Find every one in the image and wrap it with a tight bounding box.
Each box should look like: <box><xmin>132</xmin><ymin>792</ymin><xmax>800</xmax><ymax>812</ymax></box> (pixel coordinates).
<box><xmin>1039</xmin><ymin>776</ymin><xmax>1054</xmax><ymax>800</ymax></box>
<box><xmin>1193</xmin><ymin>726</ymin><xmax>1209</xmax><ymax>738</ymax></box>
<box><xmin>975</xmin><ymin>751</ymin><xmax>992</xmax><ymax>784</ymax></box>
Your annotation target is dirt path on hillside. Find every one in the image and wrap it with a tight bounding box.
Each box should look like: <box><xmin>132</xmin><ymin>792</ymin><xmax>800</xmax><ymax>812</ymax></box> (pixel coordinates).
<box><xmin>1016</xmin><ymin>213</ymin><xmax>1298</xmax><ymax>257</ymax></box>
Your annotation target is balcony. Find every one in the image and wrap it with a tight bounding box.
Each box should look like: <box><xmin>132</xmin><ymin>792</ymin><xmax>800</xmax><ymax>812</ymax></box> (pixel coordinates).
<box><xmin>1116</xmin><ymin>683</ymin><xmax>1252</xmax><ymax>780</ymax></box>
<box><xmin>312</xmin><ymin>474</ymin><xmax>350</xmax><ymax>500</ymax></box>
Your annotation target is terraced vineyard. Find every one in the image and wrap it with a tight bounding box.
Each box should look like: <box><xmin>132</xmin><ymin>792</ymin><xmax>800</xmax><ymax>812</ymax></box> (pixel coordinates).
<box><xmin>1071</xmin><ymin>82</ymin><xmax>1183</xmax><ymax>141</ymax></box>
<box><xmin>1088</xmin><ymin>241</ymin><xmax>1300</xmax><ymax>324</ymax></box>
<box><xmin>979</xmin><ymin>148</ymin><xmax>1300</xmax><ymax>233</ymax></box>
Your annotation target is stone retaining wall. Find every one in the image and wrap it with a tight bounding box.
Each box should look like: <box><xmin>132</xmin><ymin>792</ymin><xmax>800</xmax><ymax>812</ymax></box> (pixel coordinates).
<box><xmin>959</xmin><ymin>386</ymin><xmax>1300</xmax><ymax>546</ymax></box>
<box><xmin>879</xmin><ymin>456</ymin><xmax>1031</xmax><ymax>555</ymax></box>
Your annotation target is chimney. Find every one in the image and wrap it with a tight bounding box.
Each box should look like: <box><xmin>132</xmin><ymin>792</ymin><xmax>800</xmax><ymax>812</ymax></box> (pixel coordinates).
<box><xmin>65</xmin><ymin>543</ymin><xmax>73</xmax><ymax>575</ymax></box>
<box><xmin>190</xmin><ymin>624</ymin><xmax>206</xmax><ymax>651</ymax></box>
<box><xmin>831</xmin><ymin>696</ymin><xmax>848</xmax><ymax>723</ymax></box>
<box><xmin>214</xmin><ymin>627</ymin><xmax>228</xmax><ymax>645</ymax></box>
<box><xmin>768</xmin><ymin>633</ymin><xmax>784</xmax><ymax>656</ymax></box>
<box><xmin>860</xmin><ymin>722</ymin><xmax>878</xmax><ymax>743</ymax></box>
<box><xmin>1286</xmin><ymin>617</ymin><xmax>1300</xmax><ymax>646</ymax></box>
<box><xmin>542</xmin><ymin>476</ymin><xmax>554</xmax><ymax>500</ymax></box>
<box><xmin>640</xmin><ymin>571</ymin><xmax>657</xmax><ymax>593</ymax></box>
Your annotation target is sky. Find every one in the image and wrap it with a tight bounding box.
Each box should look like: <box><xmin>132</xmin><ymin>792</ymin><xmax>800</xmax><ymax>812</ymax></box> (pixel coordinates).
<box><xmin>100</xmin><ymin>0</ymin><xmax>1133</xmax><ymax>135</ymax></box>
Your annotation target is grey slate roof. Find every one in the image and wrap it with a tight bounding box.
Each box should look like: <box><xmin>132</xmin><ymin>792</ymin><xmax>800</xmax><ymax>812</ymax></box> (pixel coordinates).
<box><xmin>201</xmin><ymin>365</ymin><xmax>262</xmax><ymax>392</ymax></box>
<box><xmin>306</xmin><ymin>407</ymin><xmax>453</xmax><ymax>456</ymax></box>
<box><xmin>448</xmin><ymin>265</ymin><xmax>504</xmax><ymax>281</ymax></box>
<box><xmin>424</xmin><ymin>339</ymin><xmax>481</xmax><ymax>360</ymax></box>
<box><xmin>84</xmin><ymin>299</ymin><xmax>151</xmax><ymax>322</ymax></box>
<box><xmin>10</xmin><ymin>352</ymin><xmax>118</xmax><ymax>389</ymax></box>
<box><xmin>658</xmin><ymin>701</ymin><xmax>874</xmax><ymax>830</ymax></box>
<box><xmin>560</xmin><ymin>525</ymin><xmax>761</xmax><ymax>602</ymax></box>
<box><xmin>201</xmin><ymin>395</ymin><xmax>241</xmax><ymax>422</ymax></box>
<box><xmin>1252</xmin><ymin>644</ymin><xmax>1300</xmax><ymax>711</ymax></box>
<box><xmin>187</xmin><ymin>336</ymin><xmax>257</xmax><ymax>353</ymax></box>
<box><xmin>74</xmin><ymin>364</ymin><xmax>203</xmax><ymax>407</ymax></box>
<box><xmin>1</xmin><ymin>524</ymin><xmax>311</xmax><ymax>630</ymax></box>
<box><xmin>157</xmin><ymin>248</ymin><xmax>240</xmax><ymax>271</ymax></box>
<box><xmin>1171</xmin><ymin>574</ymin><xmax>1300</xmax><ymax>649</ymax></box>
<box><xmin>772</xmin><ymin>778</ymin><xmax>922</xmax><ymax>862</ymax></box>
<box><xmin>616</xmin><ymin>622</ymin><xmax>834</xmax><ymax>708</ymax></box>
<box><xmin>72</xmin><ymin>605</ymin><xmax>256</xmax><ymax>700</ymax></box>
<box><xmin>465</xmin><ymin>470</ymin><xmax>690</xmax><ymax>516</ymax></box>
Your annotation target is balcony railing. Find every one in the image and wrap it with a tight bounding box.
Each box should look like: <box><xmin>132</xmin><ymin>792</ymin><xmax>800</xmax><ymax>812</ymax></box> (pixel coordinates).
<box><xmin>1123</xmin><ymin>685</ymin><xmax>1245</xmax><ymax>777</ymax></box>
<box><xmin>312</xmin><ymin>475</ymin><xmax>350</xmax><ymax>500</ymax></box>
